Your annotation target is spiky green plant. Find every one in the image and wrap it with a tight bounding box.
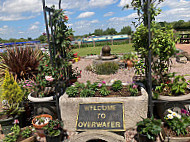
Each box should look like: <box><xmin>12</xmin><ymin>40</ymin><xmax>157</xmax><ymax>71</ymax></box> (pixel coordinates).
<box><xmin>0</xmin><ymin>47</ymin><xmax>43</xmax><ymax>81</ymax></box>
<box><xmin>1</xmin><ymin>70</ymin><xmax>24</xmax><ymax>118</ymax></box>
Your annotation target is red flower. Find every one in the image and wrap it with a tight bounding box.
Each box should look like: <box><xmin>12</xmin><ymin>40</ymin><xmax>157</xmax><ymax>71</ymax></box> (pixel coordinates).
<box><xmin>64</xmin><ymin>15</ymin><xmax>69</xmax><ymax>20</ymax></box>
<box><xmin>45</xmin><ymin>65</ymin><xmax>48</xmax><ymax>67</ymax></box>
<box><xmin>14</xmin><ymin>119</ymin><xmax>19</xmax><ymax>124</ymax></box>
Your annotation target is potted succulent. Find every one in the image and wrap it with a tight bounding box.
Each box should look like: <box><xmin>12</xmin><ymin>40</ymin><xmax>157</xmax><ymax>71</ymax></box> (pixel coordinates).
<box><xmin>3</xmin><ymin>119</ymin><xmax>37</xmax><ymax>142</ymax></box>
<box><xmin>136</xmin><ymin>116</ymin><xmax>162</xmax><ymax>142</ymax></box>
<box><xmin>0</xmin><ymin>70</ymin><xmax>25</xmax><ymax>135</ymax></box>
<box><xmin>161</xmin><ymin>109</ymin><xmax>190</xmax><ymax>141</ymax></box>
<box><xmin>43</xmin><ymin>119</ymin><xmax>63</xmax><ymax>142</ymax></box>
<box><xmin>153</xmin><ymin>74</ymin><xmax>190</xmax><ymax>119</ymax></box>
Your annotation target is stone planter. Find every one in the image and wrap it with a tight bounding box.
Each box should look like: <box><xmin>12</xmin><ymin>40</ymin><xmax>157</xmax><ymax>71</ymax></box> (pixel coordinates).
<box><xmin>59</xmin><ymin>87</ymin><xmax>148</xmax><ymax>132</ymax></box>
<box><xmin>28</xmin><ymin>92</ymin><xmax>57</xmax><ymax>118</ymax></box>
<box><xmin>155</xmin><ymin>93</ymin><xmax>190</xmax><ymax>120</ymax></box>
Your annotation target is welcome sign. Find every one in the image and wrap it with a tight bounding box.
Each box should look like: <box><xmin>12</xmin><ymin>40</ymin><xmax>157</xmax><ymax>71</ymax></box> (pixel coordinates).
<box><xmin>76</xmin><ymin>102</ymin><xmax>125</xmax><ymax>131</ymax></box>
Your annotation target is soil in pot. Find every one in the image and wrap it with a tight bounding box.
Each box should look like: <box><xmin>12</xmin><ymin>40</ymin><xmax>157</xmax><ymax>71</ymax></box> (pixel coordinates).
<box><xmin>138</xmin><ymin>133</ymin><xmax>154</xmax><ymax>142</ymax></box>
<box><xmin>45</xmin><ymin>130</ymin><xmax>62</xmax><ymax>142</ymax></box>
<box><xmin>71</xmin><ymin>86</ymin><xmax>141</xmax><ymax>97</ymax></box>
<box><xmin>163</xmin><ymin>126</ymin><xmax>190</xmax><ymax>138</ymax></box>
<box><xmin>154</xmin><ymin>89</ymin><xmax>190</xmax><ymax>97</ymax></box>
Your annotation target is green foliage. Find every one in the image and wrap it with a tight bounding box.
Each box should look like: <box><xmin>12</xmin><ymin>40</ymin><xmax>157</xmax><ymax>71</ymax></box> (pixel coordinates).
<box><xmin>94</xmin><ymin>62</ymin><xmax>119</xmax><ymax>75</ymax></box>
<box><xmin>0</xmin><ymin>46</ymin><xmax>43</xmax><ymax>81</ymax></box>
<box><xmin>80</xmin><ymin>89</ymin><xmax>95</xmax><ymax>97</ymax></box>
<box><xmin>65</xmin><ymin>86</ymin><xmax>78</xmax><ymax>97</ymax></box>
<box><xmin>111</xmin><ymin>80</ymin><xmax>123</xmax><ymax>92</ymax></box>
<box><xmin>120</xmin><ymin>26</ymin><xmax>132</xmax><ymax>35</ymax></box>
<box><xmin>21</xmin><ymin>127</ymin><xmax>33</xmax><ymax>138</ymax></box>
<box><xmin>99</xmin><ymin>87</ymin><xmax>110</xmax><ymax>96</ymax></box>
<box><xmin>3</xmin><ymin>124</ymin><xmax>20</xmax><ymax>142</ymax></box>
<box><xmin>128</xmin><ymin>84</ymin><xmax>138</xmax><ymax>96</ymax></box>
<box><xmin>3</xmin><ymin>124</ymin><xmax>35</xmax><ymax>142</ymax></box>
<box><xmin>43</xmin><ymin>119</ymin><xmax>63</xmax><ymax>137</ymax></box>
<box><xmin>166</xmin><ymin>116</ymin><xmax>190</xmax><ymax>136</ymax></box>
<box><xmin>137</xmin><ymin>116</ymin><xmax>162</xmax><ymax>141</ymax></box>
<box><xmin>122</xmin><ymin>52</ymin><xmax>138</xmax><ymax>60</ymax></box>
<box><xmin>1</xmin><ymin>70</ymin><xmax>24</xmax><ymax>118</ymax></box>
<box><xmin>155</xmin><ymin>74</ymin><xmax>188</xmax><ymax>96</ymax></box>
<box><xmin>134</xmin><ymin>59</ymin><xmax>145</xmax><ymax>76</ymax></box>
<box><xmin>171</xmin><ymin>75</ymin><xmax>187</xmax><ymax>95</ymax></box>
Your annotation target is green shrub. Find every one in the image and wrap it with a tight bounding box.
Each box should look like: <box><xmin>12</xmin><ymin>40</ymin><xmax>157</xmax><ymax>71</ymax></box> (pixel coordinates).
<box><xmin>95</xmin><ymin>62</ymin><xmax>119</xmax><ymax>75</ymax></box>
<box><xmin>111</xmin><ymin>80</ymin><xmax>123</xmax><ymax>91</ymax></box>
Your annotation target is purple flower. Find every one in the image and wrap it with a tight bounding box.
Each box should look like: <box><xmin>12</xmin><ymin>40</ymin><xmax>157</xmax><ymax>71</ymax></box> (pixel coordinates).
<box><xmin>102</xmin><ymin>81</ymin><xmax>106</xmax><ymax>84</ymax></box>
<box><xmin>181</xmin><ymin>109</ymin><xmax>189</xmax><ymax>115</ymax></box>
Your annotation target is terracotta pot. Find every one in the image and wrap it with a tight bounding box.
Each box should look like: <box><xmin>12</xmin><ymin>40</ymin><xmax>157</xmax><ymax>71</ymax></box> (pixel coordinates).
<box><xmin>32</xmin><ymin>114</ymin><xmax>52</xmax><ymax>129</ymax></box>
<box><xmin>126</xmin><ymin>60</ymin><xmax>133</xmax><ymax>68</ymax></box>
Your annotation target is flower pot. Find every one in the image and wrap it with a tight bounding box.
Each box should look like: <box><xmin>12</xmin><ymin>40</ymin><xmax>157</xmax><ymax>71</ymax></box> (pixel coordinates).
<box><xmin>45</xmin><ymin>131</ymin><xmax>62</xmax><ymax>142</ymax></box>
<box><xmin>69</xmin><ymin>78</ymin><xmax>78</xmax><ymax>85</ymax></box>
<box><xmin>0</xmin><ymin>115</ymin><xmax>21</xmax><ymax>135</ymax></box>
<box><xmin>126</xmin><ymin>60</ymin><xmax>133</xmax><ymax>68</ymax></box>
<box><xmin>32</xmin><ymin>114</ymin><xmax>52</xmax><ymax>129</ymax></box>
<box><xmin>155</xmin><ymin>93</ymin><xmax>190</xmax><ymax>120</ymax></box>
<box><xmin>138</xmin><ymin>133</ymin><xmax>154</xmax><ymax>142</ymax></box>
<box><xmin>32</xmin><ymin>114</ymin><xmax>52</xmax><ymax>137</ymax></box>
<box><xmin>28</xmin><ymin>92</ymin><xmax>57</xmax><ymax>118</ymax></box>
<box><xmin>0</xmin><ymin>116</ymin><xmax>15</xmax><ymax>135</ymax></box>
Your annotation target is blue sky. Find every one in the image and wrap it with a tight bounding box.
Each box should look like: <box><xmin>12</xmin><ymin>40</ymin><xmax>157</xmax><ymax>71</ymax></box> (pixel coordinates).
<box><xmin>0</xmin><ymin>0</ymin><xmax>190</xmax><ymax>39</ymax></box>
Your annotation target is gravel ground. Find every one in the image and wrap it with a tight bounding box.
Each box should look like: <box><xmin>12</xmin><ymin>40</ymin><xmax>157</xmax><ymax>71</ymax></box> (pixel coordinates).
<box><xmin>73</xmin><ymin>57</ymin><xmax>190</xmax><ymax>84</ymax></box>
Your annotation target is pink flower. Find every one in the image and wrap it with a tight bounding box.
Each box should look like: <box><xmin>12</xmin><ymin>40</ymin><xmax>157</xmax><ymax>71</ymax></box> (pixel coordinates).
<box><xmin>23</xmin><ymin>85</ymin><xmax>26</xmax><ymax>88</ymax></box>
<box><xmin>45</xmin><ymin>76</ymin><xmax>54</xmax><ymax>82</ymax></box>
<box><xmin>133</xmin><ymin>85</ymin><xmax>137</xmax><ymax>89</ymax></box>
<box><xmin>102</xmin><ymin>81</ymin><xmax>106</xmax><ymax>84</ymax></box>
<box><xmin>26</xmin><ymin>84</ymin><xmax>30</xmax><ymax>86</ymax></box>
<box><xmin>98</xmin><ymin>83</ymin><xmax>102</xmax><ymax>87</ymax></box>
<box><xmin>14</xmin><ymin>119</ymin><xmax>19</xmax><ymax>124</ymax></box>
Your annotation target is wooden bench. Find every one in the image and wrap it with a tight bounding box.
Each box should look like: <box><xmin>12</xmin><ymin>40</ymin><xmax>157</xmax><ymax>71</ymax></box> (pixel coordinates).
<box><xmin>179</xmin><ymin>34</ymin><xmax>190</xmax><ymax>44</ymax></box>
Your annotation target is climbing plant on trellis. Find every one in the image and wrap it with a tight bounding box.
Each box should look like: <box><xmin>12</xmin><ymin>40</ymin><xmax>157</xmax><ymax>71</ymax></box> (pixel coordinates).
<box><xmin>42</xmin><ymin>0</ymin><xmax>73</xmax><ymax>119</ymax></box>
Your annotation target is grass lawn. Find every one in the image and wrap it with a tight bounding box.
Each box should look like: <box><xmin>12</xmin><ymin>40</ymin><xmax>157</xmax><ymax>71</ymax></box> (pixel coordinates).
<box><xmin>73</xmin><ymin>43</ymin><xmax>134</xmax><ymax>57</ymax></box>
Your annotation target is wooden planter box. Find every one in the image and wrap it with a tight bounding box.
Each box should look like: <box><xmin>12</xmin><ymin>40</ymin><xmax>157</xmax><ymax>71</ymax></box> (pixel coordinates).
<box><xmin>59</xmin><ymin>87</ymin><xmax>148</xmax><ymax>132</ymax></box>
<box><xmin>7</xmin><ymin>126</ymin><xmax>37</xmax><ymax>142</ymax></box>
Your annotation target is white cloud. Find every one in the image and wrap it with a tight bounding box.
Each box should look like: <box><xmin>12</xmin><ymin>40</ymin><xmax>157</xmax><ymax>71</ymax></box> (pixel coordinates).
<box><xmin>104</xmin><ymin>12</ymin><xmax>114</xmax><ymax>17</ymax></box>
<box><xmin>34</xmin><ymin>21</ymin><xmax>40</xmax><ymax>25</ymax></box>
<box><xmin>77</xmin><ymin>12</ymin><xmax>95</xmax><ymax>19</ymax></box>
<box><xmin>89</xmin><ymin>0</ymin><xmax>118</xmax><ymax>7</ymax></box>
<box><xmin>156</xmin><ymin>0</ymin><xmax>190</xmax><ymax>22</ymax></box>
<box><xmin>90</xmin><ymin>19</ymin><xmax>99</xmax><ymax>23</ymax></box>
<box><xmin>29</xmin><ymin>25</ymin><xmax>39</xmax><ymax>30</ymax></box>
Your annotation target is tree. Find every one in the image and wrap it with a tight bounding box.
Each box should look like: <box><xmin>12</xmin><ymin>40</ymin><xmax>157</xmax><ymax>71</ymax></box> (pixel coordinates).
<box><xmin>120</xmin><ymin>26</ymin><xmax>132</xmax><ymax>35</ymax></box>
<box><xmin>104</xmin><ymin>28</ymin><xmax>117</xmax><ymax>35</ymax></box>
<box><xmin>36</xmin><ymin>34</ymin><xmax>47</xmax><ymax>43</ymax></box>
<box><xmin>93</xmin><ymin>29</ymin><xmax>104</xmax><ymax>36</ymax></box>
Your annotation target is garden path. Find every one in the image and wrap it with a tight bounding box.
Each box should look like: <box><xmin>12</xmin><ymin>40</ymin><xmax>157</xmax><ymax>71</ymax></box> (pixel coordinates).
<box><xmin>176</xmin><ymin>44</ymin><xmax>190</xmax><ymax>54</ymax></box>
